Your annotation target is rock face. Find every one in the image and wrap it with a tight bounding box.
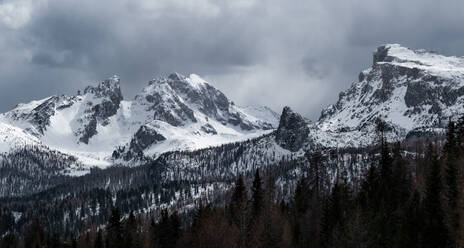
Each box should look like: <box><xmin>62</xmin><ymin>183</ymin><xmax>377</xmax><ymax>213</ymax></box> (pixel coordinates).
<box><xmin>3</xmin><ymin>44</ymin><xmax>464</xmax><ymax>173</ymax></box>
<box><xmin>0</xmin><ymin>73</ymin><xmax>279</xmax><ymax>167</ymax></box>
<box><xmin>275</xmin><ymin>106</ymin><xmax>309</xmax><ymax>152</ymax></box>
<box><xmin>136</xmin><ymin>73</ymin><xmax>273</xmax><ymax>130</ymax></box>
<box><xmin>78</xmin><ymin>76</ymin><xmax>123</xmax><ymax>144</ymax></box>
<box><xmin>3</xmin><ymin>96</ymin><xmax>62</xmax><ymax>136</ymax></box>
<box><xmin>129</xmin><ymin>125</ymin><xmax>166</xmax><ymax>154</ymax></box>
<box><xmin>314</xmin><ymin>44</ymin><xmax>464</xmax><ymax>147</ymax></box>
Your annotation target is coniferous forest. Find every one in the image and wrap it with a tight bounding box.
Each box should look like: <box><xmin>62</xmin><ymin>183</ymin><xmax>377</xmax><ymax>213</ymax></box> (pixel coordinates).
<box><xmin>1</xmin><ymin>119</ymin><xmax>464</xmax><ymax>248</ymax></box>
<box><xmin>1</xmin><ymin>0</ymin><xmax>464</xmax><ymax>246</ymax></box>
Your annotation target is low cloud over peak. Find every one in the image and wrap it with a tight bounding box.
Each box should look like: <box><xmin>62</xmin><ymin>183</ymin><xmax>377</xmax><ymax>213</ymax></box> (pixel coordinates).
<box><xmin>1</xmin><ymin>0</ymin><xmax>464</xmax><ymax>119</ymax></box>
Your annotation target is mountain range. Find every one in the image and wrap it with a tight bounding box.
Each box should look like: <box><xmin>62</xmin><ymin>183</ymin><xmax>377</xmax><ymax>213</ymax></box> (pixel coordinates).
<box><xmin>0</xmin><ymin>73</ymin><xmax>278</xmax><ymax>173</ymax></box>
<box><xmin>1</xmin><ymin>44</ymin><xmax>464</xmax><ymax>233</ymax></box>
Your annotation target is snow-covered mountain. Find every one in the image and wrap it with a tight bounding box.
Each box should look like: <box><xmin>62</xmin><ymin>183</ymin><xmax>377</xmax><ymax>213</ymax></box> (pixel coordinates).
<box><xmin>1</xmin><ymin>43</ymin><xmax>464</xmax><ymax>189</ymax></box>
<box><xmin>2</xmin><ymin>43</ymin><xmax>464</xmax><ymax>209</ymax></box>
<box><xmin>0</xmin><ymin>73</ymin><xmax>279</xmax><ymax>170</ymax></box>
<box><xmin>307</xmin><ymin>44</ymin><xmax>464</xmax><ymax>148</ymax></box>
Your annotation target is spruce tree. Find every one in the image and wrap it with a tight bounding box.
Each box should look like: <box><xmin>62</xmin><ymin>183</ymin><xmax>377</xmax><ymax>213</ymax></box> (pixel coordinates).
<box><xmin>444</xmin><ymin>121</ymin><xmax>460</xmax><ymax>245</ymax></box>
<box><xmin>25</xmin><ymin>218</ymin><xmax>46</xmax><ymax>248</ymax></box>
<box><xmin>124</xmin><ymin>211</ymin><xmax>139</xmax><ymax>248</ymax></box>
<box><xmin>94</xmin><ymin>230</ymin><xmax>103</xmax><ymax>248</ymax></box>
<box><xmin>251</xmin><ymin>169</ymin><xmax>263</xmax><ymax>219</ymax></box>
<box><xmin>291</xmin><ymin>176</ymin><xmax>310</xmax><ymax>247</ymax></box>
<box><xmin>379</xmin><ymin>138</ymin><xmax>393</xmax><ymax>204</ymax></box>
<box><xmin>391</xmin><ymin>142</ymin><xmax>411</xmax><ymax>209</ymax></box>
<box><xmin>320</xmin><ymin>181</ymin><xmax>351</xmax><ymax>248</ymax></box>
<box><xmin>358</xmin><ymin>164</ymin><xmax>380</xmax><ymax>210</ymax></box>
<box><xmin>159</xmin><ymin>209</ymin><xmax>171</xmax><ymax>248</ymax></box>
<box><xmin>422</xmin><ymin>148</ymin><xmax>450</xmax><ymax>248</ymax></box>
<box><xmin>169</xmin><ymin>211</ymin><xmax>181</xmax><ymax>247</ymax></box>
<box><xmin>106</xmin><ymin>207</ymin><xmax>123</xmax><ymax>248</ymax></box>
<box><xmin>395</xmin><ymin>190</ymin><xmax>423</xmax><ymax>248</ymax></box>
<box><xmin>229</xmin><ymin>175</ymin><xmax>248</xmax><ymax>248</ymax></box>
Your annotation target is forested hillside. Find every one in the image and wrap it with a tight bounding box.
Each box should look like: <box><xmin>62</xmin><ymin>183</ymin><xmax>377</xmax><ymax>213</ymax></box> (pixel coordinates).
<box><xmin>1</xmin><ymin>117</ymin><xmax>463</xmax><ymax>248</ymax></box>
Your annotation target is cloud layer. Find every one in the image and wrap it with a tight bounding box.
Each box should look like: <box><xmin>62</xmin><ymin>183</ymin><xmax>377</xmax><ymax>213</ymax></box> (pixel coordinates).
<box><xmin>1</xmin><ymin>0</ymin><xmax>464</xmax><ymax>119</ymax></box>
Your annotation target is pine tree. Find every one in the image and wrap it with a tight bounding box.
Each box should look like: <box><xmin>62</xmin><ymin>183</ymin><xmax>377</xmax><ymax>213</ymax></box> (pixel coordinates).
<box><xmin>25</xmin><ymin>218</ymin><xmax>46</xmax><ymax>248</ymax></box>
<box><xmin>106</xmin><ymin>207</ymin><xmax>123</xmax><ymax>248</ymax></box>
<box><xmin>391</xmin><ymin>142</ymin><xmax>411</xmax><ymax>209</ymax></box>
<box><xmin>251</xmin><ymin>169</ymin><xmax>264</xmax><ymax>219</ymax></box>
<box><xmin>444</xmin><ymin>121</ymin><xmax>460</xmax><ymax>246</ymax></box>
<box><xmin>379</xmin><ymin>138</ymin><xmax>393</xmax><ymax>204</ymax></box>
<box><xmin>159</xmin><ymin>209</ymin><xmax>171</xmax><ymax>248</ymax></box>
<box><xmin>395</xmin><ymin>190</ymin><xmax>423</xmax><ymax>248</ymax></box>
<box><xmin>422</xmin><ymin>148</ymin><xmax>450</xmax><ymax>248</ymax></box>
<box><xmin>94</xmin><ymin>230</ymin><xmax>103</xmax><ymax>248</ymax></box>
<box><xmin>1</xmin><ymin>233</ymin><xmax>18</xmax><ymax>248</ymax></box>
<box><xmin>169</xmin><ymin>211</ymin><xmax>181</xmax><ymax>247</ymax></box>
<box><xmin>291</xmin><ymin>174</ymin><xmax>325</xmax><ymax>248</ymax></box>
<box><xmin>229</xmin><ymin>175</ymin><xmax>248</xmax><ymax>248</ymax></box>
<box><xmin>293</xmin><ymin>176</ymin><xmax>310</xmax><ymax>216</ymax></box>
<box><xmin>319</xmin><ymin>181</ymin><xmax>351</xmax><ymax>248</ymax></box>
<box><xmin>124</xmin><ymin>211</ymin><xmax>139</xmax><ymax>248</ymax></box>
<box><xmin>49</xmin><ymin>233</ymin><xmax>61</xmax><ymax>248</ymax></box>
<box><xmin>358</xmin><ymin>164</ymin><xmax>380</xmax><ymax>210</ymax></box>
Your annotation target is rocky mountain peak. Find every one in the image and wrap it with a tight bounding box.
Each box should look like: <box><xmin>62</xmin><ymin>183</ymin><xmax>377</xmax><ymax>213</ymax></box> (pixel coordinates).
<box><xmin>314</xmin><ymin>44</ymin><xmax>464</xmax><ymax>148</ymax></box>
<box><xmin>372</xmin><ymin>44</ymin><xmax>397</xmax><ymax>64</ymax></box>
<box><xmin>168</xmin><ymin>72</ymin><xmax>184</xmax><ymax>81</ymax></box>
<box><xmin>275</xmin><ymin>106</ymin><xmax>309</xmax><ymax>152</ymax></box>
<box><xmin>83</xmin><ymin>75</ymin><xmax>123</xmax><ymax>103</ymax></box>
<box><xmin>137</xmin><ymin>73</ymin><xmax>271</xmax><ymax>130</ymax></box>
<box><xmin>0</xmin><ymin>72</ymin><xmax>279</xmax><ymax>166</ymax></box>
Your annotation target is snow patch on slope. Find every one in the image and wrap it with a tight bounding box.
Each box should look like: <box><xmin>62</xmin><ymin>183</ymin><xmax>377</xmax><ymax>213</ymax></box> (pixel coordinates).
<box><xmin>0</xmin><ymin>122</ymin><xmax>41</xmax><ymax>153</ymax></box>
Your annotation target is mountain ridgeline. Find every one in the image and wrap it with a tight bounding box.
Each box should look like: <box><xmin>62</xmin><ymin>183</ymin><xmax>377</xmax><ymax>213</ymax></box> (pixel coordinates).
<box><xmin>1</xmin><ymin>44</ymin><xmax>464</xmax><ymax>246</ymax></box>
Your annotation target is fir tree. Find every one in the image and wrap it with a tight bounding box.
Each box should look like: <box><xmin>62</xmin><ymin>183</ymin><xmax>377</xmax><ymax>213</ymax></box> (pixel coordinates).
<box><xmin>251</xmin><ymin>169</ymin><xmax>264</xmax><ymax>219</ymax></box>
<box><xmin>1</xmin><ymin>233</ymin><xmax>18</xmax><ymax>248</ymax></box>
<box><xmin>169</xmin><ymin>211</ymin><xmax>181</xmax><ymax>247</ymax></box>
<box><xmin>106</xmin><ymin>207</ymin><xmax>123</xmax><ymax>248</ymax></box>
<box><xmin>319</xmin><ymin>181</ymin><xmax>351</xmax><ymax>248</ymax></box>
<box><xmin>124</xmin><ymin>211</ymin><xmax>139</xmax><ymax>248</ymax></box>
<box><xmin>94</xmin><ymin>230</ymin><xmax>103</xmax><ymax>248</ymax></box>
<box><xmin>444</xmin><ymin>121</ymin><xmax>460</xmax><ymax>246</ymax></box>
<box><xmin>25</xmin><ymin>218</ymin><xmax>46</xmax><ymax>248</ymax></box>
<box><xmin>395</xmin><ymin>190</ymin><xmax>423</xmax><ymax>248</ymax></box>
<box><xmin>229</xmin><ymin>175</ymin><xmax>248</xmax><ymax>248</ymax></box>
<box><xmin>422</xmin><ymin>148</ymin><xmax>450</xmax><ymax>248</ymax></box>
<box><xmin>391</xmin><ymin>142</ymin><xmax>411</xmax><ymax>209</ymax></box>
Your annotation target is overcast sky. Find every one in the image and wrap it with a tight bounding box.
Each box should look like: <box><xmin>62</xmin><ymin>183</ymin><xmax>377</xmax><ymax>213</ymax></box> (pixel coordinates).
<box><xmin>0</xmin><ymin>0</ymin><xmax>463</xmax><ymax>119</ymax></box>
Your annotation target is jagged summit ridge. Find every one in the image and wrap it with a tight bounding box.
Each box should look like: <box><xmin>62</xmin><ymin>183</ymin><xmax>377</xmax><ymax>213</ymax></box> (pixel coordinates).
<box><xmin>313</xmin><ymin>44</ymin><xmax>464</xmax><ymax>148</ymax></box>
<box><xmin>373</xmin><ymin>44</ymin><xmax>464</xmax><ymax>78</ymax></box>
<box><xmin>0</xmin><ymin>73</ymin><xmax>279</xmax><ymax>169</ymax></box>
<box><xmin>83</xmin><ymin>75</ymin><xmax>122</xmax><ymax>101</ymax></box>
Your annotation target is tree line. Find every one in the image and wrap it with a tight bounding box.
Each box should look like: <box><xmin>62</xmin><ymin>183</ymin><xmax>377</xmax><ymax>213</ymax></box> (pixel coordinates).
<box><xmin>2</xmin><ymin>118</ymin><xmax>464</xmax><ymax>247</ymax></box>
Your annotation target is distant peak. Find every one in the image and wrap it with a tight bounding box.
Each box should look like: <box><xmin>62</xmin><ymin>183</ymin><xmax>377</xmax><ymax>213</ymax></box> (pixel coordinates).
<box><xmin>373</xmin><ymin>44</ymin><xmax>401</xmax><ymax>64</ymax></box>
<box><xmin>83</xmin><ymin>75</ymin><xmax>123</xmax><ymax>101</ymax></box>
<box><xmin>281</xmin><ymin>106</ymin><xmax>295</xmax><ymax>116</ymax></box>
<box><xmin>168</xmin><ymin>72</ymin><xmax>185</xmax><ymax>81</ymax></box>
<box><xmin>185</xmin><ymin>74</ymin><xmax>208</xmax><ymax>89</ymax></box>
<box><xmin>109</xmin><ymin>75</ymin><xmax>120</xmax><ymax>83</ymax></box>
<box><xmin>372</xmin><ymin>44</ymin><xmax>464</xmax><ymax>76</ymax></box>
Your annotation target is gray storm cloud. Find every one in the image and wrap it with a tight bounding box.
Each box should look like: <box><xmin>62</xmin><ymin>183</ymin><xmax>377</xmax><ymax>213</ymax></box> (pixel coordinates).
<box><xmin>0</xmin><ymin>0</ymin><xmax>463</xmax><ymax>119</ymax></box>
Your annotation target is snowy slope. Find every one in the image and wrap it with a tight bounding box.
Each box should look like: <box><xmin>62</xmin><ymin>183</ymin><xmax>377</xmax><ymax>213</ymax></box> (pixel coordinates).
<box><xmin>0</xmin><ymin>73</ymin><xmax>279</xmax><ymax>170</ymax></box>
<box><xmin>2</xmin><ymin>44</ymin><xmax>463</xmax><ymax>176</ymax></box>
<box><xmin>312</xmin><ymin>44</ymin><xmax>464</xmax><ymax>147</ymax></box>
<box><xmin>113</xmin><ymin>73</ymin><xmax>277</xmax><ymax>161</ymax></box>
<box><xmin>0</xmin><ymin>122</ymin><xmax>42</xmax><ymax>153</ymax></box>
